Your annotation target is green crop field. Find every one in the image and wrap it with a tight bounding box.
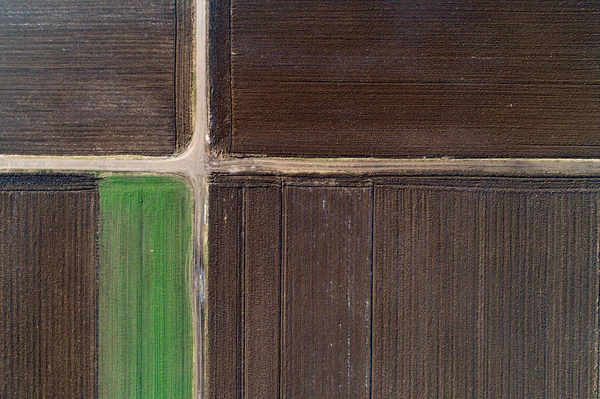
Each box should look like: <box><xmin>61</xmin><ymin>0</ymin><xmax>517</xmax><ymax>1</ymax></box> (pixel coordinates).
<box><xmin>98</xmin><ymin>175</ymin><xmax>193</xmax><ymax>399</ymax></box>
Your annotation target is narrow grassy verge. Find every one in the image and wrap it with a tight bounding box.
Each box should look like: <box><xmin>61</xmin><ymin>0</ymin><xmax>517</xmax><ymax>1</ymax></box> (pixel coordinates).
<box><xmin>98</xmin><ymin>175</ymin><xmax>193</xmax><ymax>399</ymax></box>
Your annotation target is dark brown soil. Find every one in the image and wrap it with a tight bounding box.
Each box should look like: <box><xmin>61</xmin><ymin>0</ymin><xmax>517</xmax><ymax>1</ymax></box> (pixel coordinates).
<box><xmin>0</xmin><ymin>174</ymin><xmax>98</xmax><ymax>398</ymax></box>
<box><xmin>0</xmin><ymin>0</ymin><xmax>192</xmax><ymax>156</ymax></box>
<box><xmin>208</xmin><ymin>175</ymin><xmax>599</xmax><ymax>398</ymax></box>
<box><xmin>213</xmin><ymin>1</ymin><xmax>600</xmax><ymax>158</ymax></box>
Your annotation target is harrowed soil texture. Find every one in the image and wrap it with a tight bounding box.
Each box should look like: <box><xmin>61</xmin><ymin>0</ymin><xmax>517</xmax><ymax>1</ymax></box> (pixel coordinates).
<box><xmin>0</xmin><ymin>0</ymin><xmax>193</xmax><ymax>155</ymax></box>
<box><xmin>213</xmin><ymin>0</ymin><xmax>600</xmax><ymax>157</ymax></box>
<box><xmin>208</xmin><ymin>175</ymin><xmax>599</xmax><ymax>398</ymax></box>
<box><xmin>0</xmin><ymin>174</ymin><xmax>99</xmax><ymax>398</ymax></box>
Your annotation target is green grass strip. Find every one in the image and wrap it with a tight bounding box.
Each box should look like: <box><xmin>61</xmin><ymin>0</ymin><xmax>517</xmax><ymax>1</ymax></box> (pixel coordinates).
<box><xmin>98</xmin><ymin>175</ymin><xmax>193</xmax><ymax>399</ymax></box>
